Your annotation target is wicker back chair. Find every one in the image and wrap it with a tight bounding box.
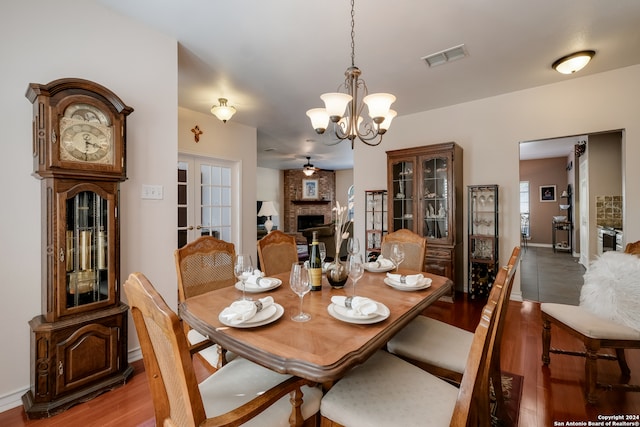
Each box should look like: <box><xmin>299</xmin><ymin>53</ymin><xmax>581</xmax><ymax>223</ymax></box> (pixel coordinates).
<box><xmin>175</xmin><ymin>236</ymin><xmax>236</xmax><ymax>301</ymax></box>
<box><xmin>124</xmin><ymin>272</ymin><xmax>321</xmax><ymax>427</ymax></box>
<box><xmin>257</xmin><ymin>230</ymin><xmax>299</xmax><ymax>276</ymax></box>
<box><xmin>175</xmin><ymin>236</ymin><xmax>236</xmax><ymax>369</ymax></box>
<box><xmin>381</xmin><ymin>228</ymin><xmax>427</xmax><ymax>272</ymax></box>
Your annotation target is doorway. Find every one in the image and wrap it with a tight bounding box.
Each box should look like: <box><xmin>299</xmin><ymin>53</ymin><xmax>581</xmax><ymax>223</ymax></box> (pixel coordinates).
<box><xmin>518</xmin><ymin>130</ymin><xmax>624</xmax><ymax>303</ymax></box>
<box><xmin>177</xmin><ymin>154</ymin><xmax>241</xmax><ymax>249</ymax></box>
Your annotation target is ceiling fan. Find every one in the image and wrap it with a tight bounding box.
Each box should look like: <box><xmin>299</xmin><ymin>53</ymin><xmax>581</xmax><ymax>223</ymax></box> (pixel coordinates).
<box><xmin>302</xmin><ymin>156</ymin><xmax>319</xmax><ymax>176</ymax></box>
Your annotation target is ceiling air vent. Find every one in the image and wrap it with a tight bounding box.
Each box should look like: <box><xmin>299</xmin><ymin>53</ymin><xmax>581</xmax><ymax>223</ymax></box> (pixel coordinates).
<box><xmin>421</xmin><ymin>44</ymin><xmax>468</xmax><ymax>68</ymax></box>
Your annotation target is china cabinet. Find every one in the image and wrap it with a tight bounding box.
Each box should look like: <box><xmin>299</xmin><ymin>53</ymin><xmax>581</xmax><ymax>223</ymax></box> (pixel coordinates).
<box><xmin>468</xmin><ymin>185</ymin><xmax>499</xmax><ymax>299</ymax></box>
<box><xmin>22</xmin><ymin>79</ymin><xmax>133</xmax><ymax>418</ymax></box>
<box><xmin>387</xmin><ymin>142</ymin><xmax>463</xmax><ymax>290</ymax></box>
<box><xmin>365</xmin><ymin>190</ymin><xmax>387</xmax><ymax>261</ymax></box>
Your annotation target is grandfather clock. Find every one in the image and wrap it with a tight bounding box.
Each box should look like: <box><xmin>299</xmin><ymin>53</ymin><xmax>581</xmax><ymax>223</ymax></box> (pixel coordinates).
<box><xmin>22</xmin><ymin>78</ymin><xmax>134</xmax><ymax>418</ymax></box>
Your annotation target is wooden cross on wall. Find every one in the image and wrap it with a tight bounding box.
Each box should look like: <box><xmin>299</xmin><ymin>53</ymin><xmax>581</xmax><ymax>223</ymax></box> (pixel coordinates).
<box><xmin>191</xmin><ymin>125</ymin><xmax>203</xmax><ymax>143</ymax></box>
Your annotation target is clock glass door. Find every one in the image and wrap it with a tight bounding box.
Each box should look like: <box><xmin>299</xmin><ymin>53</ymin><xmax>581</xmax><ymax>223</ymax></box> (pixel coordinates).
<box><xmin>64</xmin><ymin>190</ymin><xmax>112</xmax><ymax>310</ymax></box>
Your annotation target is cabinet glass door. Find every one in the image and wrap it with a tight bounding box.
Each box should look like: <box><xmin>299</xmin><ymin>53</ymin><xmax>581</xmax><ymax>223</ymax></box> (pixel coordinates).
<box><xmin>391</xmin><ymin>160</ymin><xmax>415</xmax><ymax>230</ymax></box>
<box><xmin>421</xmin><ymin>155</ymin><xmax>449</xmax><ymax>240</ymax></box>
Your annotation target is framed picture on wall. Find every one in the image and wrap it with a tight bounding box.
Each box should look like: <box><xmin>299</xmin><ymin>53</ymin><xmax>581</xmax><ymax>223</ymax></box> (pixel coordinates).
<box><xmin>540</xmin><ymin>185</ymin><xmax>556</xmax><ymax>202</ymax></box>
<box><xmin>302</xmin><ymin>179</ymin><xmax>319</xmax><ymax>199</ymax></box>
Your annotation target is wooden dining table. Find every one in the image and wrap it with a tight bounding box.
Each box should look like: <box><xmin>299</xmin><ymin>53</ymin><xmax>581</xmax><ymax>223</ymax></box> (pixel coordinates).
<box><xmin>179</xmin><ymin>268</ymin><xmax>453</xmax><ymax>383</ymax></box>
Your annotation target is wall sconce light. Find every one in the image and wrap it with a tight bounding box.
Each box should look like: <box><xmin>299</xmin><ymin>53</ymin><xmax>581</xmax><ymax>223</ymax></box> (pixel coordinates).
<box><xmin>575</xmin><ymin>141</ymin><xmax>587</xmax><ymax>157</ymax></box>
<box><xmin>211</xmin><ymin>98</ymin><xmax>236</xmax><ymax>123</ymax></box>
<box><xmin>552</xmin><ymin>50</ymin><xmax>595</xmax><ymax>74</ymax></box>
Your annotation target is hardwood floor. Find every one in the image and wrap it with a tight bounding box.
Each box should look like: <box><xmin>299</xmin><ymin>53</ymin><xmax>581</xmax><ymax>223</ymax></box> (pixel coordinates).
<box><xmin>3</xmin><ymin>295</ymin><xmax>639</xmax><ymax>426</ymax></box>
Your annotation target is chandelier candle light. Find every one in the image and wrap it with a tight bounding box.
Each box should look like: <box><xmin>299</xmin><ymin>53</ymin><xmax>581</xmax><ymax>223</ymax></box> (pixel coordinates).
<box><xmin>306</xmin><ymin>0</ymin><xmax>396</xmax><ymax>148</ymax></box>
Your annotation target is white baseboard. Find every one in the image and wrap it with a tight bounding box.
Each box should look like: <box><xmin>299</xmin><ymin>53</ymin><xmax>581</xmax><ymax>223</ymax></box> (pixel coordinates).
<box><xmin>0</xmin><ymin>348</ymin><xmax>145</xmax><ymax>415</ymax></box>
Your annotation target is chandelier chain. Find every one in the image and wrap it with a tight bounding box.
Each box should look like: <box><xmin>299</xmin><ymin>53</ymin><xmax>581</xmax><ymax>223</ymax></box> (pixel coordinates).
<box><xmin>350</xmin><ymin>0</ymin><xmax>356</xmax><ymax>68</ymax></box>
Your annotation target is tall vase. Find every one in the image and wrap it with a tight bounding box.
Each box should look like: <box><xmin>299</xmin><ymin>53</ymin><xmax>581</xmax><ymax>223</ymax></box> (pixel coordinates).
<box><xmin>326</xmin><ymin>251</ymin><xmax>348</xmax><ymax>289</ymax></box>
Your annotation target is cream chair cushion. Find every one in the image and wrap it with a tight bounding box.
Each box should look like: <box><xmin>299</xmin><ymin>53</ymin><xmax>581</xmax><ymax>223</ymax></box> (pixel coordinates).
<box><xmin>386</xmin><ymin>316</ymin><xmax>473</xmax><ymax>374</ymax></box>
<box><xmin>541</xmin><ymin>303</ymin><xmax>640</xmax><ymax>340</ymax></box>
<box><xmin>201</xmin><ymin>357</ymin><xmax>323</xmax><ymax>426</ymax></box>
<box><xmin>320</xmin><ymin>351</ymin><xmax>458</xmax><ymax>427</ymax></box>
<box><xmin>187</xmin><ymin>329</ymin><xmax>237</xmax><ymax>365</ymax></box>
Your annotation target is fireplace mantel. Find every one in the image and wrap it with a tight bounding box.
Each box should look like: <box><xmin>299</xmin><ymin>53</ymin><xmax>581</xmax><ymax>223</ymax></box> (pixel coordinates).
<box><xmin>292</xmin><ymin>200</ymin><xmax>331</xmax><ymax>205</ymax></box>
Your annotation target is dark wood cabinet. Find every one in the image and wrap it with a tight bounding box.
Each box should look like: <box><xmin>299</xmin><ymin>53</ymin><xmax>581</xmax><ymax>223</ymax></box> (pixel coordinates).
<box><xmin>387</xmin><ymin>142</ymin><xmax>463</xmax><ymax>290</ymax></box>
<box><xmin>22</xmin><ymin>79</ymin><xmax>133</xmax><ymax>418</ymax></box>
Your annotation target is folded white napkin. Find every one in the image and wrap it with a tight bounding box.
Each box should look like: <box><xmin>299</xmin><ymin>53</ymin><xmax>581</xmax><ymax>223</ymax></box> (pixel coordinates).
<box><xmin>220</xmin><ymin>296</ymin><xmax>274</xmax><ymax>325</ymax></box>
<box><xmin>331</xmin><ymin>296</ymin><xmax>383</xmax><ymax>316</ymax></box>
<box><xmin>373</xmin><ymin>255</ymin><xmax>394</xmax><ymax>269</ymax></box>
<box><xmin>386</xmin><ymin>273</ymin><xmax>424</xmax><ymax>286</ymax></box>
<box><xmin>245</xmin><ymin>271</ymin><xmax>274</xmax><ymax>288</ymax></box>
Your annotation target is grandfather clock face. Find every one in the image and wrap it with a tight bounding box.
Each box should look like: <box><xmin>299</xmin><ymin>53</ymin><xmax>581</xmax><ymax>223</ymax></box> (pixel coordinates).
<box><xmin>60</xmin><ymin>103</ymin><xmax>114</xmax><ymax>165</ymax></box>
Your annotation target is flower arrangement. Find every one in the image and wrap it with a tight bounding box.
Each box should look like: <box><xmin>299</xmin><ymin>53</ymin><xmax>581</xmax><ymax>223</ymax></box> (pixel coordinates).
<box><xmin>332</xmin><ymin>200</ymin><xmax>353</xmax><ymax>258</ymax></box>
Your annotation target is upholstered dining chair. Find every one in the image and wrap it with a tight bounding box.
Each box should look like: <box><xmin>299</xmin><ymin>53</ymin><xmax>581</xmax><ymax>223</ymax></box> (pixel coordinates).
<box><xmin>381</xmin><ymin>228</ymin><xmax>427</xmax><ymax>272</ymax></box>
<box><xmin>257</xmin><ymin>230</ymin><xmax>299</xmax><ymax>276</ymax></box>
<box><xmin>386</xmin><ymin>246</ymin><xmax>520</xmax><ymax>425</ymax></box>
<box><xmin>124</xmin><ymin>272</ymin><xmax>322</xmax><ymax>427</ymax></box>
<box><xmin>320</xmin><ymin>261</ymin><xmax>508</xmax><ymax>427</ymax></box>
<box><xmin>175</xmin><ymin>236</ymin><xmax>237</xmax><ymax>369</ymax></box>
<box><xmin>541</xmin><ymin>246</ymin><xmax>640</xmax><ymax>404</ymax></box>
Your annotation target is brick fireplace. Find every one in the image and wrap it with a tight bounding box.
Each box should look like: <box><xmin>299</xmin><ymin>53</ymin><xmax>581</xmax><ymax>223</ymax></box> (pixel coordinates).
<box><xmin>283</xmin><ymin>169</ymin><xmax>335</xmax><ymax>232</ymax></box>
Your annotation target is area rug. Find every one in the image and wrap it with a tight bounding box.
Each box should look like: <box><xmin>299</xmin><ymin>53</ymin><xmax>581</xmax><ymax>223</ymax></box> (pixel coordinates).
<box><xmin>491</xmin><ymin>371</ymin><xmax>523</xmax><ymax>427</ymax></box>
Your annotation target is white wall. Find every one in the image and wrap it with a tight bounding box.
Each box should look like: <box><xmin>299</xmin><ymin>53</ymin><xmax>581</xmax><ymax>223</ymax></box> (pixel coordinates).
<box><xmin>335</xmin><ymin>169</ymin><xmax>354</xmax><ymax>208</ymax></box>
<box><xmin>257</xmin><ymin>167</ymin><xmax>283</xmax><ymax>230</ymax></box>
<box><xmin>0</xmin><ymin>0</ymin><xmax>178</xmax><ymax>411</ymax></box>
<box><xmin>353</xmin><ymin>65</ymin><xmax>640</xmax><ymax>301</ymax></box>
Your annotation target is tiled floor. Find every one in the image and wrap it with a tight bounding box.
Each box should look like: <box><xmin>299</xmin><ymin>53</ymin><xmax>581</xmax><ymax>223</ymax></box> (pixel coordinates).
<box><xmin>520</xmin><ymin>246</ymin><xmax>585</xmax><ymax>305</ymax></box>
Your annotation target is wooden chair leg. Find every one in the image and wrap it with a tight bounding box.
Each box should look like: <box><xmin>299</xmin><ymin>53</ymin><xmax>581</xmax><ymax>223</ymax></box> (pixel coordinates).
<box><xmin>542</xmin><ymin>318</ymin><xmax>551</xmax><ymax>365</ymax></box>
<box><xmin>288</xmin><ymin>387</ymin><xmax>304</xmax><ymax>427</ymax></box>
<box><xmin>616</xmin><ymin>348</ymin><xmax>631</xmax><ymax>377</ymax></box>
<box><xmin>585</xmin><ymin>345</ymin><xmax>599</xmax><ymax>404</ymax></box>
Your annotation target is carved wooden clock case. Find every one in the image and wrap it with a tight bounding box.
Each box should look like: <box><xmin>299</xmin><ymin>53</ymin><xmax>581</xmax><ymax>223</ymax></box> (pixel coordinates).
<box><xmin>22</xmin><ymin>78</ymin><xmax>134</xmax><ymax>418</ymax></box>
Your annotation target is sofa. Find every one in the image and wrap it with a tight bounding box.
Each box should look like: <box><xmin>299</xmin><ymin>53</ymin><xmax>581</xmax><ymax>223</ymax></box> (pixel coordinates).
<box><xmin>300</xmin><ymin>222</ymin><xmax>353</xmax><ymax>261</ymax></box>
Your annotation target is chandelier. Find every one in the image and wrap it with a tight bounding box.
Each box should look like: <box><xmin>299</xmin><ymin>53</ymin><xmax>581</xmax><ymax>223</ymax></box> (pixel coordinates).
<box><xmin>306</xmin><ymin>0</ymin><xmax>396</xmax><ymax>148</ymax></box>
<box><xmin>211</xmin><ymin>98</ymin><xmax>236</xmax><ymax>123</ymax></box>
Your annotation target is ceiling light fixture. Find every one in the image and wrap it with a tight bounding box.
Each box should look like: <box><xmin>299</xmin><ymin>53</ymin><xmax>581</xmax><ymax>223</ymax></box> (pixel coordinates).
<box><xmin>211</xmin><ymin>98</ymin><xmax>236</xmax><ymax>123</ymax></box>
<box><xmin>552</xmin><ymin>50</ymin><xmax>595</xmax><ymax>74</ymax></box>
<box><xmin>306</xmin><ymin>0</ymin><xmax>396</xmax><ymax>149</ymax></box>
<box><xmin>302</xmin><ymin>156</ymin><xmax>317</xmax><ymax>176</ymax></box>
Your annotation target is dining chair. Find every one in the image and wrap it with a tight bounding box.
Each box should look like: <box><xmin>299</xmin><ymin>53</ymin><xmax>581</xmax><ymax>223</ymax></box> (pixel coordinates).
<box><xmin>257</xmin><ymin>230</ymin><xmax>299</xmax><ymax>276</ymax></box>
<box><xmin>175</xmin><ymin>236</ymin><xmax>237</xmax><ymax>369</ymax></box>
<box><xmin>320</xmin><ymin>262</ymin><xmax>507</xmax><ymax>427</ymax></box>
<box><xmin>541</xmin><ymin>245</ymin><xmax>640</xmax><ymax>404</ymax></box>
<box><xmin>124</xmin><ymin>272</ymin><xmax>322</xmax><ymax>427</ymax></box>
<box><xmin>380</xmin><ymin>228</ymin><xmax>427</xmax><ymax>272</ymax></box>
<box><xmin>387</xmin><ymin>247</ymin><xmax>520</xmax><ymax>384</ymax></box>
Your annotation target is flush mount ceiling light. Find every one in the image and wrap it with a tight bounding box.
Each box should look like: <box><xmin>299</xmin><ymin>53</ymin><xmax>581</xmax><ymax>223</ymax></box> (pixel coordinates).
<box><xmin>211</xmin><ymin>98</ymin><xmax>236</xmax><ymax>123</ymax></box>
<box><xmin>306</xmin><ymin>0</ymin><xmax>396</xmax><ymax>149</ymax></box>
<box><xmin>552</xmin><ymin>50</ymin><xmax>595</xmax><ymax>74</ymax></box>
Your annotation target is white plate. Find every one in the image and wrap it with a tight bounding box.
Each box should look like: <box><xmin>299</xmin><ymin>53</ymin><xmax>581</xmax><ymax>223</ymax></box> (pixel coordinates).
<box><xmin>235</xmin><ymin>278</ymin><xmax>282</xmax><ymax>293</ymax></box>
<box><xmin>328</xmin><ymin>302</ymin><xmax>390</xmax><ymax>324</ymax></box>
<box><xmin>363</xmin><ymin>263</ymin><xmax>396</xmax><ymax>273</ymax></box>
<box><xmin>219</xmin><ymin>303</ymin><xmax>284</xmax><ymax>328</ymax></box>
<box><xmin>383</xmin><ymin>277</ymin><xmax>432</xmax><ymax>291</ymax></box>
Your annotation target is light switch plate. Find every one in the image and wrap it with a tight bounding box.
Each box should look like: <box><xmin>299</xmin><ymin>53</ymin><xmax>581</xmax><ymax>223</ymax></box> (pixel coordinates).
<box><xmin>141</xmin><ymin>184</ymin><xmax>163</xmax><ymax>200</ymax></box>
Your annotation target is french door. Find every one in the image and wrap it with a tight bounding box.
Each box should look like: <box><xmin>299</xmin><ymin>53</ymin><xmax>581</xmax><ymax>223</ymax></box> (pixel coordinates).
<box><xmin>177</xmin><ymin>154</ymin><xmax>240</xmax><ymax>248</ymax></box>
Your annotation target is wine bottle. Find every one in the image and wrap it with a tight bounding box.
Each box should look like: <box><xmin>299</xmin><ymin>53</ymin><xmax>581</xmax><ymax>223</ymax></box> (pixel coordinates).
<box><xmin>309</xmin><ymin>231</ymin><xmax>322</xmax><ymax>291</ymax></box>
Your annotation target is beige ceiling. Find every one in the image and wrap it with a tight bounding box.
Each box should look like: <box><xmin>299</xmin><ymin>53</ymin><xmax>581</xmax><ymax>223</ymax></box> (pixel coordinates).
<box><xmin>97</xmin><ymin>0</ymin><xmax>640</xmax><ymax>170</ymax></box>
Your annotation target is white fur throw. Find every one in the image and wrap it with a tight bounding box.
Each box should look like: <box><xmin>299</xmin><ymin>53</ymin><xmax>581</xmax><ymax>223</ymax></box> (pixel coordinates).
<box><xmin>580</xmin><ymin>251</ymin><xmax>640</xmax><ymax>331</ymax></box>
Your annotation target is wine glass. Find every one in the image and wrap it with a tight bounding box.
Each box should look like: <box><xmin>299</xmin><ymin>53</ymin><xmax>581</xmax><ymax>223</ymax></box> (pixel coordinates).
<box><xmin>234</xmin><ymin>254</ymin><xmax>253</xmax><ymax>301</ymax></box>
<box><xmin>347</xmin><ymin>237</ymin><xmax>360</xmax><ymax>257</ymax></box>
<box><xmin>390</xmin><ymin>243</ymin><xmax>405</xmax><ymax>273</ymax></box>
<box><xmin>318</xmin><ymin>242</ymin><xmax>327</xmax><ymax>266</ymax></box>
<box><xmin>289</xmin><ymin>262</ymin><xmax>311</xmax><ymax>322</ymax></box>
<box><xmin>348</xmin><ymin>254</ymin><xmax>365</xmax><ymax>296</ymax></box>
